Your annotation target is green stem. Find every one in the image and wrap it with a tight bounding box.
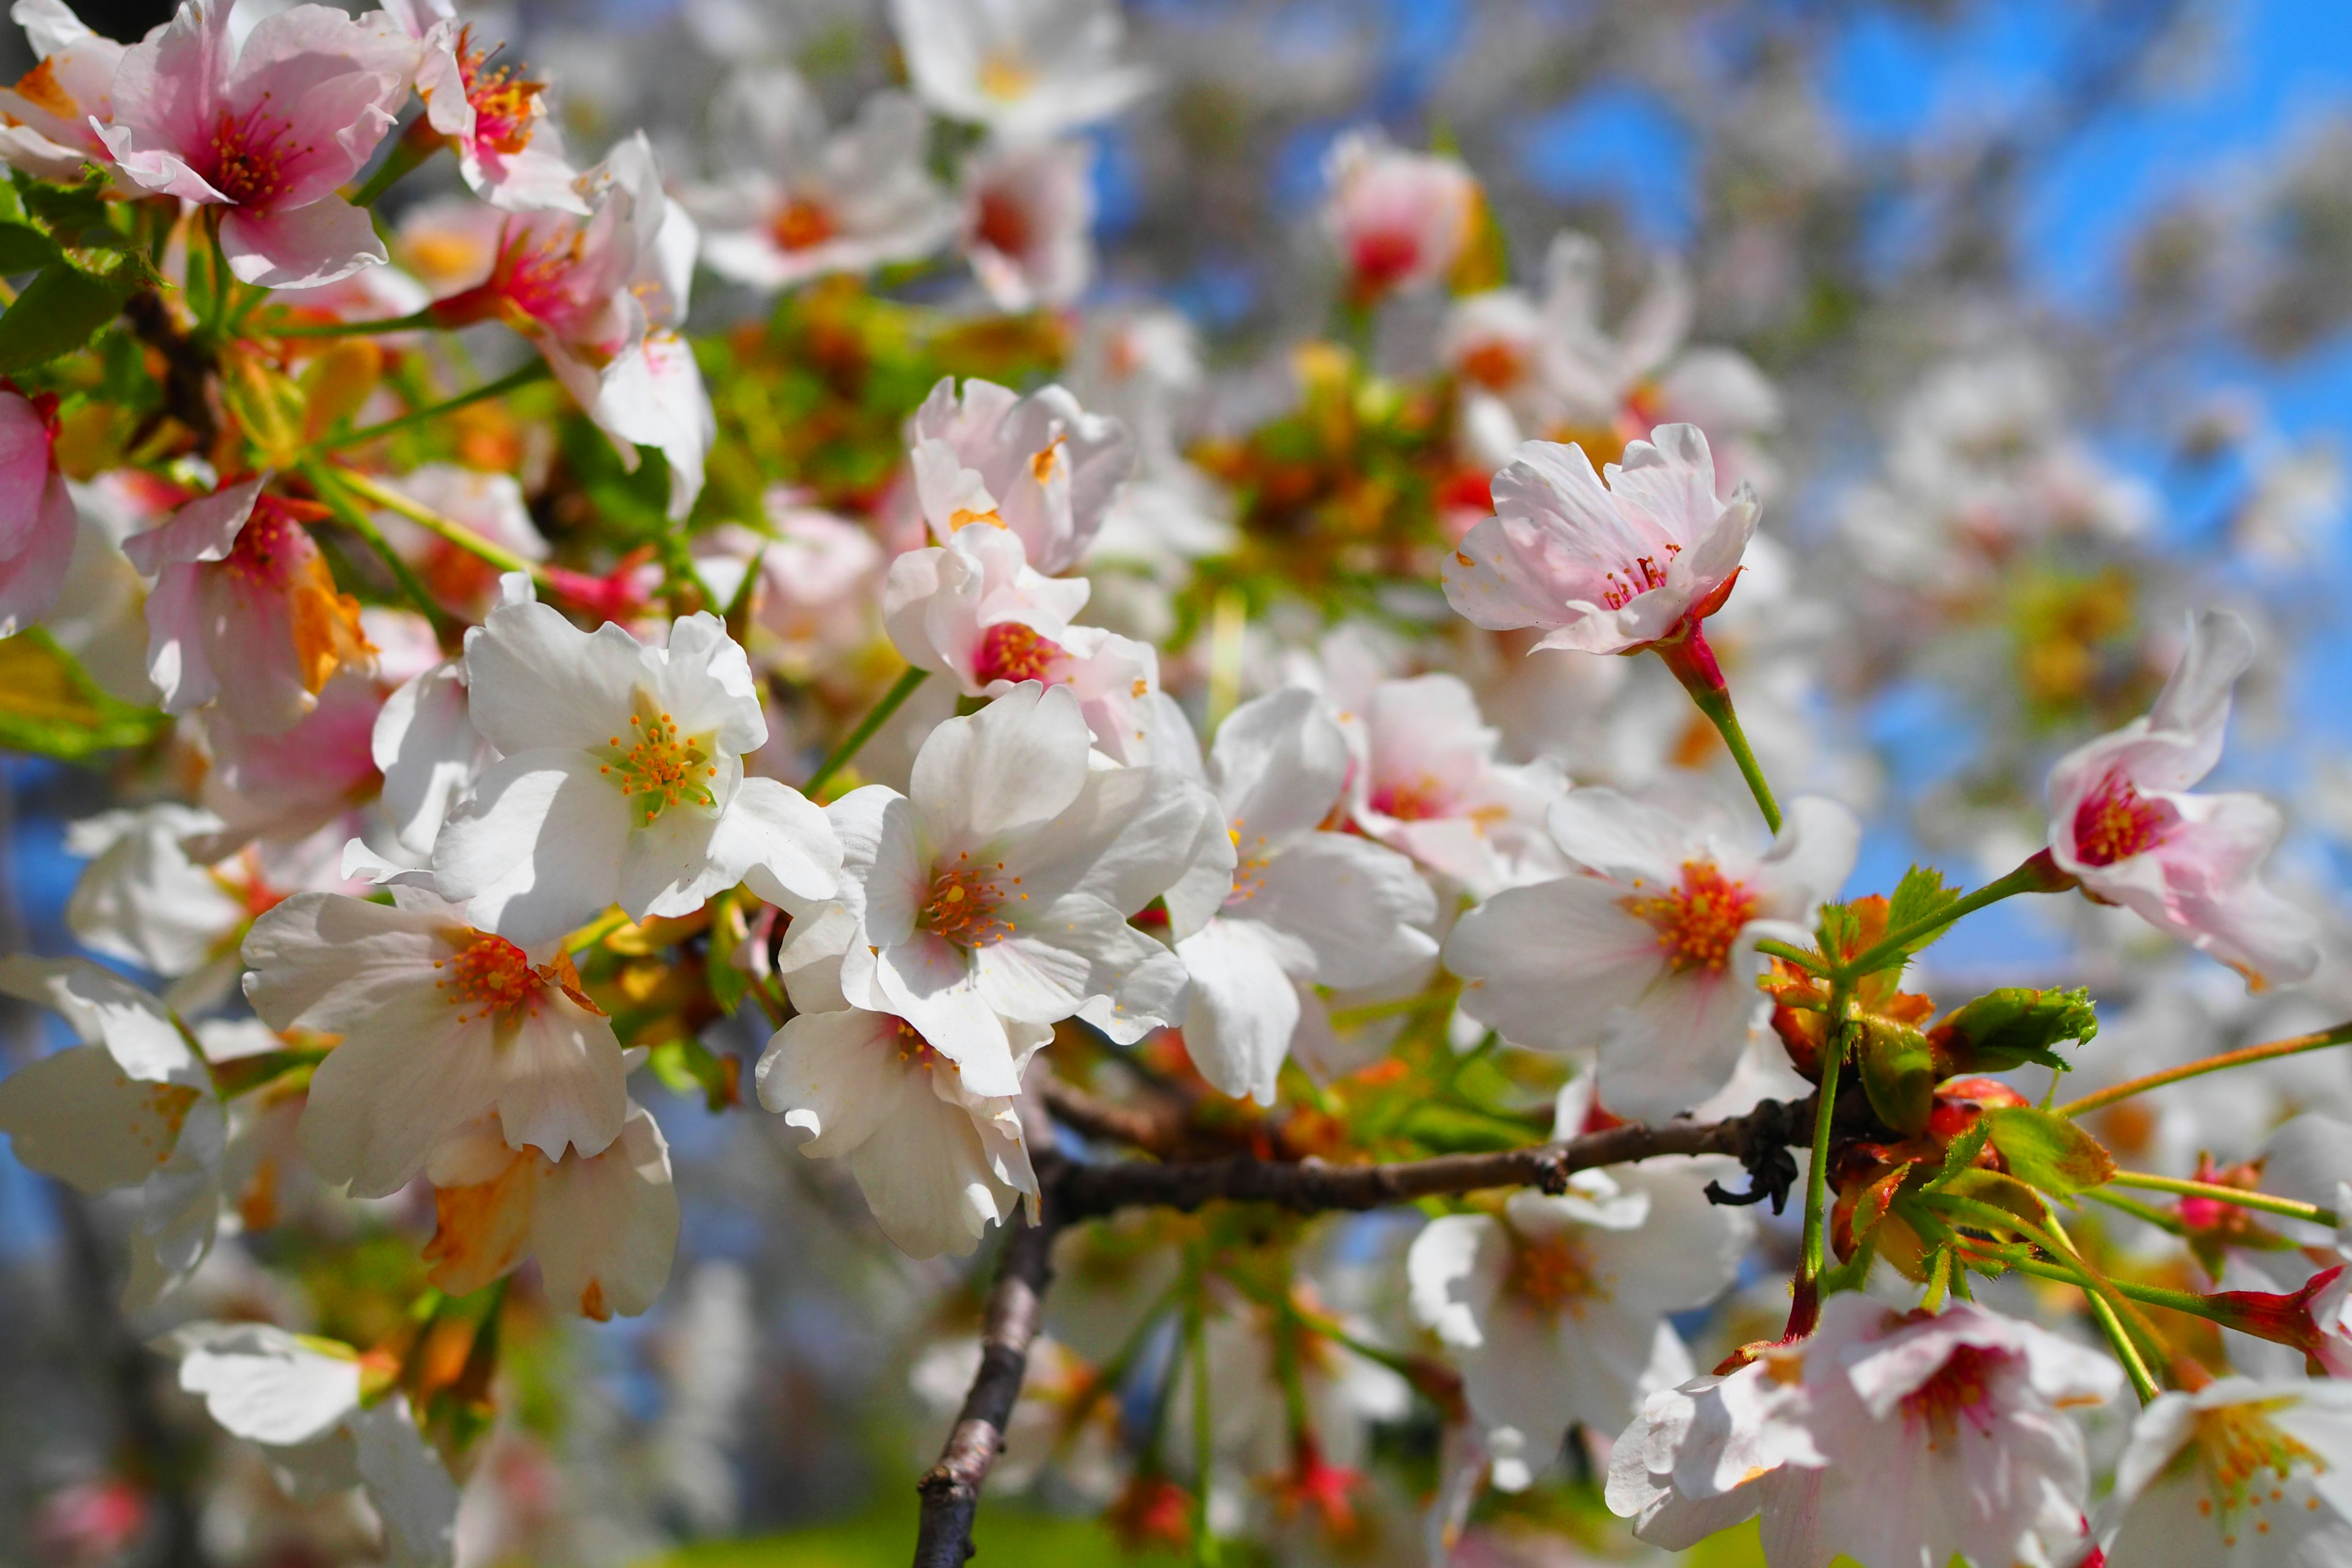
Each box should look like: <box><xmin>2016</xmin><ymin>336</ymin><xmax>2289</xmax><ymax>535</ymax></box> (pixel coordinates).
<box><xmin>350</xmin><ymin>122</ymin><xmax>442</xmax><ymax>208</ymax></box>
<box><xmin>326</xmin><ymin>462</ymin><xmax>547</xmax><ymax>584</ymax></box>
<box><xmin>1695</xmin><ymin>687</ymin><xmax>1781</xmax><ymax>835</ymax></box>
<box><xmin>1838</xmin><ymin>851</ymin><xmax>2071</xmax><ymax>980</ymax></box>
<box><xmin>1183</xmin><ymin>1257</ymin><xmax>1219</xmax><ymax>1568</ymax></box>
<box><xmin>1792</xmin><ymin>988</ymin><xmax>1849</xmax><ymax>1335</ymax></box>
<box><xmin>1929</xmin><ymin>1200</ymin><xmax>2165</xmax><ymax>1399</ymax></box>
<box><xmin>2081</xmin><ymin>1187</ymin><xmax>2190</xmax><ymax>1237</ymax></box>
<box><xmin>2057</xmin><ymin>1022</ymin><xmax>2352</xmax><ymax>1118</ymax></box>
<box><xmin>2105</xmin><ymin>1172</ymin><xmax>2337</xmax><ymax>1227</ymax></box>
<box><xmin>1323</xmin><ymin>982</ymin><xmax>1457</xmax><ymax>1032</ymax></box>
<box><xmin>304</xmin><ymin>359</ymin><xmax>552</xmax><ymax>456</ymax></box>
<box><xmin>270</xmin><ymin>307</ymin><xmax>440</xmax><ymax>340</ymax></box>
<box><xmin>301</xmin><ymin>460</ymin><xmax>455</xmax><ymax>638</ymax></box>
<box><xmin>805</xmin><ymin>666</ymin><xmax>928</xmax><ymax>800</ymax></box>
<box><xmin>1755</xmin><ymin>937</ymin><xmax>1828</xmax><ymax>974</ymax></box>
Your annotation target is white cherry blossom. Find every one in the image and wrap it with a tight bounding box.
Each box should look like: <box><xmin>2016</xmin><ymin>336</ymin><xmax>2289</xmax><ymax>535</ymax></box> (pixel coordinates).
<box><xmin>1409</xmin><ymin>1156</ymin><xmax>1753</xmax><ymax>1491</ymax></box>
<box><xmin>1445</xmin><ymin>786</ymin><xmax>1857</xmax><ymax>1121</ymax></box>
<box><xmin>1608</xmin><ymin>1295</ymin><xmax>2121</xmax><ymax>1568</ymax></box>
<box><xmin>242</xmin><ymin>884</ymin><xmax>628</xmax><ymax>1198</ymax></box>
<box><xmin>168</xmin><ymin>1322</ymin><xmax>459</xmax><ymax>1568</ymax></box>
<box><xmin>0</xmin><ymin>956</ymin><xmax>224</xmax><ymax>1309</ymax></box>
<box><xmin>778</xmin><ymin>682</ymin><xmax>1210</xmax><ymax>1090</ymax></box>
<box><xmin>2099</xmin><ymin>1377</ymin><xmax>2352</xmax><ymax>1566</ymax></box>
<box><xmin>960</xmin><ymin>135</ymin><xmax>1095</xmax><ymax>313</ymax></box>
<box><xmin>430</xmin><ymin>602</ymin><xmax>840</xmax><ymax>947</ymax></box>
<box><xmin>1164</xmin><ymin>687</ymin><xmax>1437</xmax><ymax>1102</ymax></box>
<box><xmin>888</xmin><ymin>0</ymin><xmax>1153</xmax><ymax>141</ymax></box>
<box><xmin>1343</xmin><ymin>673</ymin><xmax>1567</xmax><ymax>897</ymax></box>
<box><xmin>419</xmin><ymin>1099</ymin><xmax>678</xmax><ymax>1319</ymax></box>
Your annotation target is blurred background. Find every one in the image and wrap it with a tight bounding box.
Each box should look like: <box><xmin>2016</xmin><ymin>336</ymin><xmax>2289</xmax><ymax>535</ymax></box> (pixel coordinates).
<box><xmin>6</xmin><ymin>0</ymin><xmax>2352</xmax><ymax>1563</ymax></box>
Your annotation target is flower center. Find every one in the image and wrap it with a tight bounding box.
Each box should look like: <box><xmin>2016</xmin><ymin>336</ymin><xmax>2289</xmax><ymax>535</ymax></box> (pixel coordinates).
<box><xmin>1900</xmin><ymin>1344</ymin><xmax>2001</xmax><ymax>1446</ymax></box>
<box><xmin>223</xmin><ymin>502</ymin><xmax>304</xmax><ymax>590</ymax></box>
<box><xmin>2072</xmin><ymin>772</ymin><xmax>2177</xmax><ymax>867</ymax></box>
<box><xmin>1508</xmin><ymin>1233</ymin><xmax>1600</xmax><ymax>1316</ymax></box>
<box><xmin>1625</xmin><ymin>861</ymin><xmax>1758</xmax><ymax>973</ymax></box>
<box><xmin>456</xmin><ymin>28</ymin><xmax>545</xmax><ymax>156</ymax></box>
<box><xmin>922</xmin><ymin>853</ymin><xmax>1019</xmax><ymax>947</ymax></box>
<box><xmin>1370</xmin><ymin>774</ymin><xmax>1452</xmax><ymax>821</ymax></box>
<box><xmin>978</xmin><ymin>50</ymin><xmax>1035</xmax><ymax>102</ymax></box>
<box><xmin>597</xmin><ymin>699</ymin><xmax>719</xmax><ymax>827</ymax></box>
<box><xmin>1599</xmin><ymin>543</ymin><xmax>1682</xmax><ymax>611</ymax></box>
<box><xmin>2194</xmin><ymin>1401</ymin><xmax>2325</xmax><ymax>1546</ymax></box>
<box><xmin>974</xmin><ymin>187</ymin><xmax>1032</xmax><ymax>258</ymax></box>
<box><xmin>435</xmin><ymin>932</ymin><xmax>546</xmax><ymax>1025</ymax></box>
<box><xmin>770</xmin><ymin>195</ymin><xmax>837</xmax><ymax>252</ymax></box>
<box><xmin>1458</xmin><ymin>339</ymin><xmax>1526</xmax><ymax>392</ymax></box>
<box><xmin>205</xmin><ymin>106</ymin><xmax>298</xmax><ymax>207</ymax></box>
<box><xmin>224</xmin><ymin>497</ymin><xmax>372</xmax><ymax>694</ymax></box>
<box><xmin>974</xmin><ymin>621</ymin><xmax>1068</xmax><ymax>686</ymax></box>
<box><xmin>1349</xmin><ymin>228</ymin><xmax>1422</xmax><ymax>290</ymax></box>
<box><xmin>894</xmin><ymin>1019</ymin><xmax>944</xmax><ymax>1069</ymax></box>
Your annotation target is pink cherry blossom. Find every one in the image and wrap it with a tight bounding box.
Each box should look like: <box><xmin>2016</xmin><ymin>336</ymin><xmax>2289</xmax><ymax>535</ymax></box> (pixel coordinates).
<box><xmin>1442</xmin><ymin>423</ymin><xmax>1759</xmax><ymax>659</ymax></box>
<box><xmin>96</xmin><ymin>0</ymin><xmax>414</xmax><ymax>288</ymax></box>
<box><xmin>413</xmin><ymin>19</ymin><xmax>586</xmax><ymax>214</ymax></box>
<box><xmin>1344</xmin><ymin>673</ymin><xmax>1566</xmax><ymax>897</ymax></box>
<box><xmin>0</xmin><ymin>0</ymin><xmax>124</xmax><ymax>179</ymax></box>
<box><xmin>2046</xmin><ymin>609</ymin><xmax>2319</xmax><ymax>987</ymax></box>
<box><xmin>1323</xmin><ymin>130</ymin><xmax>1478</xmax><ymax>303</ymax></box>
<box><xmin>908</xmin><ymin>376</ymin><xmax>1134</xmax><ymax>575</ymax></box>
<box><xmin>960</xmin><ymin>135</ymin><xmax>1095</xmax><ymax>313</ymax></box>
<box><xmin>428</xmin><ymin>134</ymin><xmax>713</xmax><ymax>520</ymax></box>
<box><xmin>883</xmin><ymin>521</ymin><xmax>1160</xmax><ymax>764</ymax></box>
<box><xmin>123</xmin><ymin>478</ymin><xmax>375</xmax><ymax>736</ymax></box>
<box><xmin>0</xmin><ymin>385</ymin><xmax>79</xmax><ymax>635</ymax></box>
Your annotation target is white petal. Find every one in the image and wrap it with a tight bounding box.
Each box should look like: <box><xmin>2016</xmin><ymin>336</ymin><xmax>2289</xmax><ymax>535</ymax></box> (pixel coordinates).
<box><xmin>1176</xmin><ymin>918</ymin><xmax>1300</xmax><ymax>1103</ymax></box>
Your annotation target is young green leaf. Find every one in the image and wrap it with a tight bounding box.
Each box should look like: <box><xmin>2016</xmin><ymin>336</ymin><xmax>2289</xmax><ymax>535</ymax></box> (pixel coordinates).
<box><xmin>0</xmin><ymin>630</ymin><xmax>167</xmax><ymax>761</ymax></box>
<box><xmin>1883</xmin><ymin>864</ymin><xmax>1960</xmax><ymax>957</ymax></box>
<box><xmin>1928</xmin><ymin>987</ymin><xmax>2098</xmax><ymax>1074</ymax></box>
<box><xmin>0</xmin><ymin>258</ymin><xmax>134</xmax><ymax>373</ymax></box>
<box><xmin>1985</xmin><ymin>1106</ymin><xmax>2117</xmax><ymax>1196</ymax></box>
<box><xmin>1856</xmin><ymin>1016</ymin><xmax>1938</xmax><ymax>1136</ymax></box>
<box><xmin>0</xmin><ymin>222</ymin><xmax>62</xmax><ymax>274</ymax></box>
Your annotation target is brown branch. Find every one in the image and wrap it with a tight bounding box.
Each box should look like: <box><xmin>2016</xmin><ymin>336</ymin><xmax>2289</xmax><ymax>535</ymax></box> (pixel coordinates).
<box><xmin>913</xmin><ymin>1158</ymin><xmax>1064</xmax><ymax>1568</ymax></box>
<box><xmin>121</xmin><ymin>289</ymin><xmax>219</xmax><ymax>448</ymax></box>
<box><xmin>1035</xmin><ymin>1070</ymin><xmax>1186</xmax><ymax>1158</ymax></box>
<box><xmin>908</xmin><ymin>1093</ymin><xmax>1816</xmax><ymax>1564</ymax></box>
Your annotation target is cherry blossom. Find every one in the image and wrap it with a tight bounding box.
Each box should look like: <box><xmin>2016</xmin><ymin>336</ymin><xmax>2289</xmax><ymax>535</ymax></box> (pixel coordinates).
<box><xmin>1409</xmin><ymin>1156</ymin><xmax>1752</xmax><ymax>1492</ymax></box>
<box><xmin>883</xmin><ymin>520</ymin><xmax>1162</xmax><ymax>764</ymax></box>
<box><xmin>369</xmin><ymin>465</ymin><xmax>549</xmax><ymax>617</ymax></box>
<box><xmin>429</xmin><ymin>601</ymin><xmax>840</xmax><ymax>948</ymax></box>
<box><xmin>693</xmin><ymin>70</ymin><xmax>956</xmax><ymax>292</ymax></box>
<box><xmin>64</xmin><ymin>803</ymin><xmax>295</xmax><ymax>1011</ymax></box>
<box><xmin>692</xmin><ymin>494</ymin><xmax>883</xmax><ymax>673</ymax></box>
<box><xmin>426</xmin><ymin>135</ymin><xmax>713</xmax><ymax>521</ymax></box>
<box><xmin>242</xmin><ymin>883</ymin><xmax>628</xmax><ymax>1197</ymax></box>
<box><xmin>888</xmin><ymin>0</ymin><xmax>1153</xmax><ymax>141</ymax></box>
<box><xmin>756</xmin><ymin>993</ymin><xmax>1044</xmax><ymax>1259</ymax></box>
<box><xmin>0</xmin><ymin>385</ymin><xmax>80</xmax><ymax>635</ymax></box>
<box><xmin>1343</xmin><ymin>673</ymin><xmax>1567</xmax><ymax>897</ymax></box>
<box><xmin>123</xmin><ymin>477</ymin><xmax>374</xmax><ymax>736</ymax></box>
<box><xmin>908</xmin><ymin>376</ymin><xmax>1135</xmax><ymax>575</ymax></box>
<box><xmin>1163</xmin><ymin>687</ymin><xmax>1438</xmax><ymax>1103</ymax></box>
<box><xmin>778</xmin><ymin>682</ymin><xmax>1210</xmax><ymax>1089</ymax></box>
<box><xmin>2046</xmin><ymin>609</ymin><xmax>2319</xmax><ymax>987</ymax></box>
<box><xmin>2100</xmin><ymin>1378</ymin><xmax>2352</xmax><ymax>1566</ymax></box>
<box><xmin>0</xmin><ymin>0</ymin><xmax>123</xmax><ymax>179</ymax></box>
<box><xmin>97</xmin><ymin>0</ymin><xmax>414</xmax><ymax>287</ymax></box>
<box><xmin>1608</xmin><ymin>1296</ymin><xmax>2121</xmax><ymax>1568</ymax></box>
<box><xmin>168</xmin><ymin>1322</ymin><xmax>459</xmax><ymax>1568</ymax></box>
<box><xmin>412</xmin><ymin>15</ymin><xmax>584</xmax><ymax>214</ymax></box>
<box><xmin>1445</xmin><ymin>786</ymin><xmax>1857</xmax><ymax>1120</ymax></box>
<box><xmin>1441</xmin><ymin>423</ymin><xmax>1760</xmax><ymax>659</ymax></box>
<box><xmin>420</xmin><ymin>1100</ymin><xmax>679</xmax><ymax>1319</ymax></box>
<box><xmin>959</xmin><ymin>135</ymin><xmax>1095</xmax><ymax>313</ymax></box>
<box><xmin>0</xmin><ymin>957</ymin><xmax>225</xmax><ymax>1310</ymax></box>
<box><xmin>1322</xmin><ymin>130</ymin><xmax>1479</xmax><ymax>303</ymax></box>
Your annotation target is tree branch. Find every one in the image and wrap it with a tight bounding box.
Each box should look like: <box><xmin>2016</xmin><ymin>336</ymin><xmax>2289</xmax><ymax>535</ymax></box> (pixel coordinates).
<box><xmin>908</xmin><ymin>1093</ymin><xmax>1816</xmax><ymax>1564</ymax></box>
<box><xmin>913</xmin><ymin>1160</ymin><xmax>1063</xmax><ymax>1568</ymax></box>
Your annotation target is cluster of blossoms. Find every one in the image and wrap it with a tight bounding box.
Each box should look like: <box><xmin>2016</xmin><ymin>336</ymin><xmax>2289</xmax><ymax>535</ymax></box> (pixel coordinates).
<box><xmin>0</xmin><ymin>1</ymin><xmax>2346</xmax><ymax>1567</ymax></box>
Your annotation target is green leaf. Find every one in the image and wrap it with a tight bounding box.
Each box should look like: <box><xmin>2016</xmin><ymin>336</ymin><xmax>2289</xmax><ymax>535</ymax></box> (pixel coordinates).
<box><xmin>0</xmin><ymin>258</ymin><xmax>134</xmax><ymax>373</ymax></box>
<box><xmin>1817</xmin><ymin>899</ymin><xmax>1862</xmax><ymax>959</ymax></box>
<box><xmin>1855</xmin><ymin>1016</ymin><xmax>1938</xmax><ymax>1136</ymax></box>
<box><xmin>1883</xmin><ymin>865</ymin><xmax>1959</xmax><ymax>956</ymax></box>
<box><xmin>1985</xmin><ymin>1105</ymin><xmax>2117</xmax><ymax>1196</ymax></box>
<box><xmin>13</xmin><ymin>172</ymin><xmax>109</xmax><ymax>238</ymax></box>
<box><xmin>0</xmin><ymin>630</ymin><xmax>167</xmax><ymax>761</ymax></box>
<box><xmin>646</xmin><ymin>1037</ymin><xmax>737</xmax><ymax>1113</ymax></box>
<box><xmin>0</xmin><ymin>221</ymin><xmax>61</xmax><ymax>274</ymax></box>
<box><xmin>1931</xmin><ymin>1167</ymin><xmax>2051</xmax><ymax>1237</ymax></box>
<box><xmin>1930</xmin><ymin>987</ymin><xmax>2098</xmax><ymax>1074</ymax></box>
<box><xmin>1930</xmin><ymin>1116</ymin><xmax>1994</xmax><ymax>1189</ymax></box>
